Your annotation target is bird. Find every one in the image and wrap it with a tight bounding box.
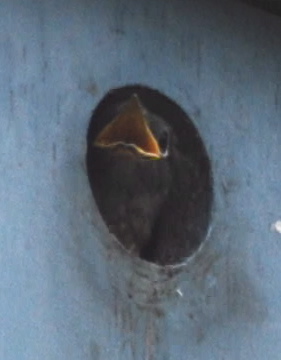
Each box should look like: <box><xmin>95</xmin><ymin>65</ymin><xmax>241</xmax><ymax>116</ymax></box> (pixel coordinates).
<box><xmin>86</xmin><ymin>88</ymin><xmax>212</xmax><ymax>265</ymax></box>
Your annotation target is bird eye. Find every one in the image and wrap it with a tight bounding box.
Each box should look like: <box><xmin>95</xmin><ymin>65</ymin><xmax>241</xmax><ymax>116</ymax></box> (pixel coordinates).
<box><xmin>158</xmin><ymin>130</ymin><xmax>169</xmax><ymax>154</ymax></box>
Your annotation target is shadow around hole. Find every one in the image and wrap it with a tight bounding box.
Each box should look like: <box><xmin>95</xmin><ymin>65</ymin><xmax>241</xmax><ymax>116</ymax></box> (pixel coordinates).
<box><xmin>86</xmin><ymin>84</ymin><xmax>213</xmax><ymax>266</ymax></box>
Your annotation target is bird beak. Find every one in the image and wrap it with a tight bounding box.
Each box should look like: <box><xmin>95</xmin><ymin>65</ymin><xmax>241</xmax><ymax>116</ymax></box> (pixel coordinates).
<box><xmin>94</xmin><ymin>94</ymin><xmax>163</xmax><ymax>159</ymax></box>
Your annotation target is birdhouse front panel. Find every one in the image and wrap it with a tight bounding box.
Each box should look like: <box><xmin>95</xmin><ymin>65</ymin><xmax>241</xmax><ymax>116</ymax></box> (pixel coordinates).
<box><xmin>1</xmin><ymin>0</ymin><xmax>281</xmax><ymax>359</ymax></box>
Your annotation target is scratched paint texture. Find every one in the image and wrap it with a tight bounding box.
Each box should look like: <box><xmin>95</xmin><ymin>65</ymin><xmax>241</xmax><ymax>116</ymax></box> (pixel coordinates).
<box><xmin>0</xmin><ymin>0</ymin><xmax>281</xmax><ymax>359</ymax></box>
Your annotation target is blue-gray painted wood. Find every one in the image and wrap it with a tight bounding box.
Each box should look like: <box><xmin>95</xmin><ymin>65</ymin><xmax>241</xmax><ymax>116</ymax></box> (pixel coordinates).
<box><xmin>1</xmin><ymin>0</ymin><xmax>281</xmax><ymax>359</ymax></box>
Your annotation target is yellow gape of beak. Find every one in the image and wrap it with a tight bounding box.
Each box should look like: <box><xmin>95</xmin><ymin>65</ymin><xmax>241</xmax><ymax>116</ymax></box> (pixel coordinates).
<box><xmin>94</xmin><ymin>94</ymin><xmax>162</xmax><ymax>159</ymax></box>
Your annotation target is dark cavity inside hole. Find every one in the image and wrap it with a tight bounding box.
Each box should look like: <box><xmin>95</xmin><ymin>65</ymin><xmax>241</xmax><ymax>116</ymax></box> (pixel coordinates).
<box><xmin>86</xmin><ymin>85</ymin><xmax>213</xmax><ymax>266</ymax></box>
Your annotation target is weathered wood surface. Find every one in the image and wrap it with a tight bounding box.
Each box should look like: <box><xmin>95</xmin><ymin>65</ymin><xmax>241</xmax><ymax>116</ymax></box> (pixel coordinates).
<box><xmin>1</xmin><ymin>0</ymin><xmax>281</xmax><ymax>359</ymax></box>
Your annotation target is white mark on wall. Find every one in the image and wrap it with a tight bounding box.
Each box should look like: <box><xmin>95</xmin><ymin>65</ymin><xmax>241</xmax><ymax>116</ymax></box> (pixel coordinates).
<box><xmin>271</xmin><ymin>220</ymin><xmax>281</xmax><ymax>234</ymax></box>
